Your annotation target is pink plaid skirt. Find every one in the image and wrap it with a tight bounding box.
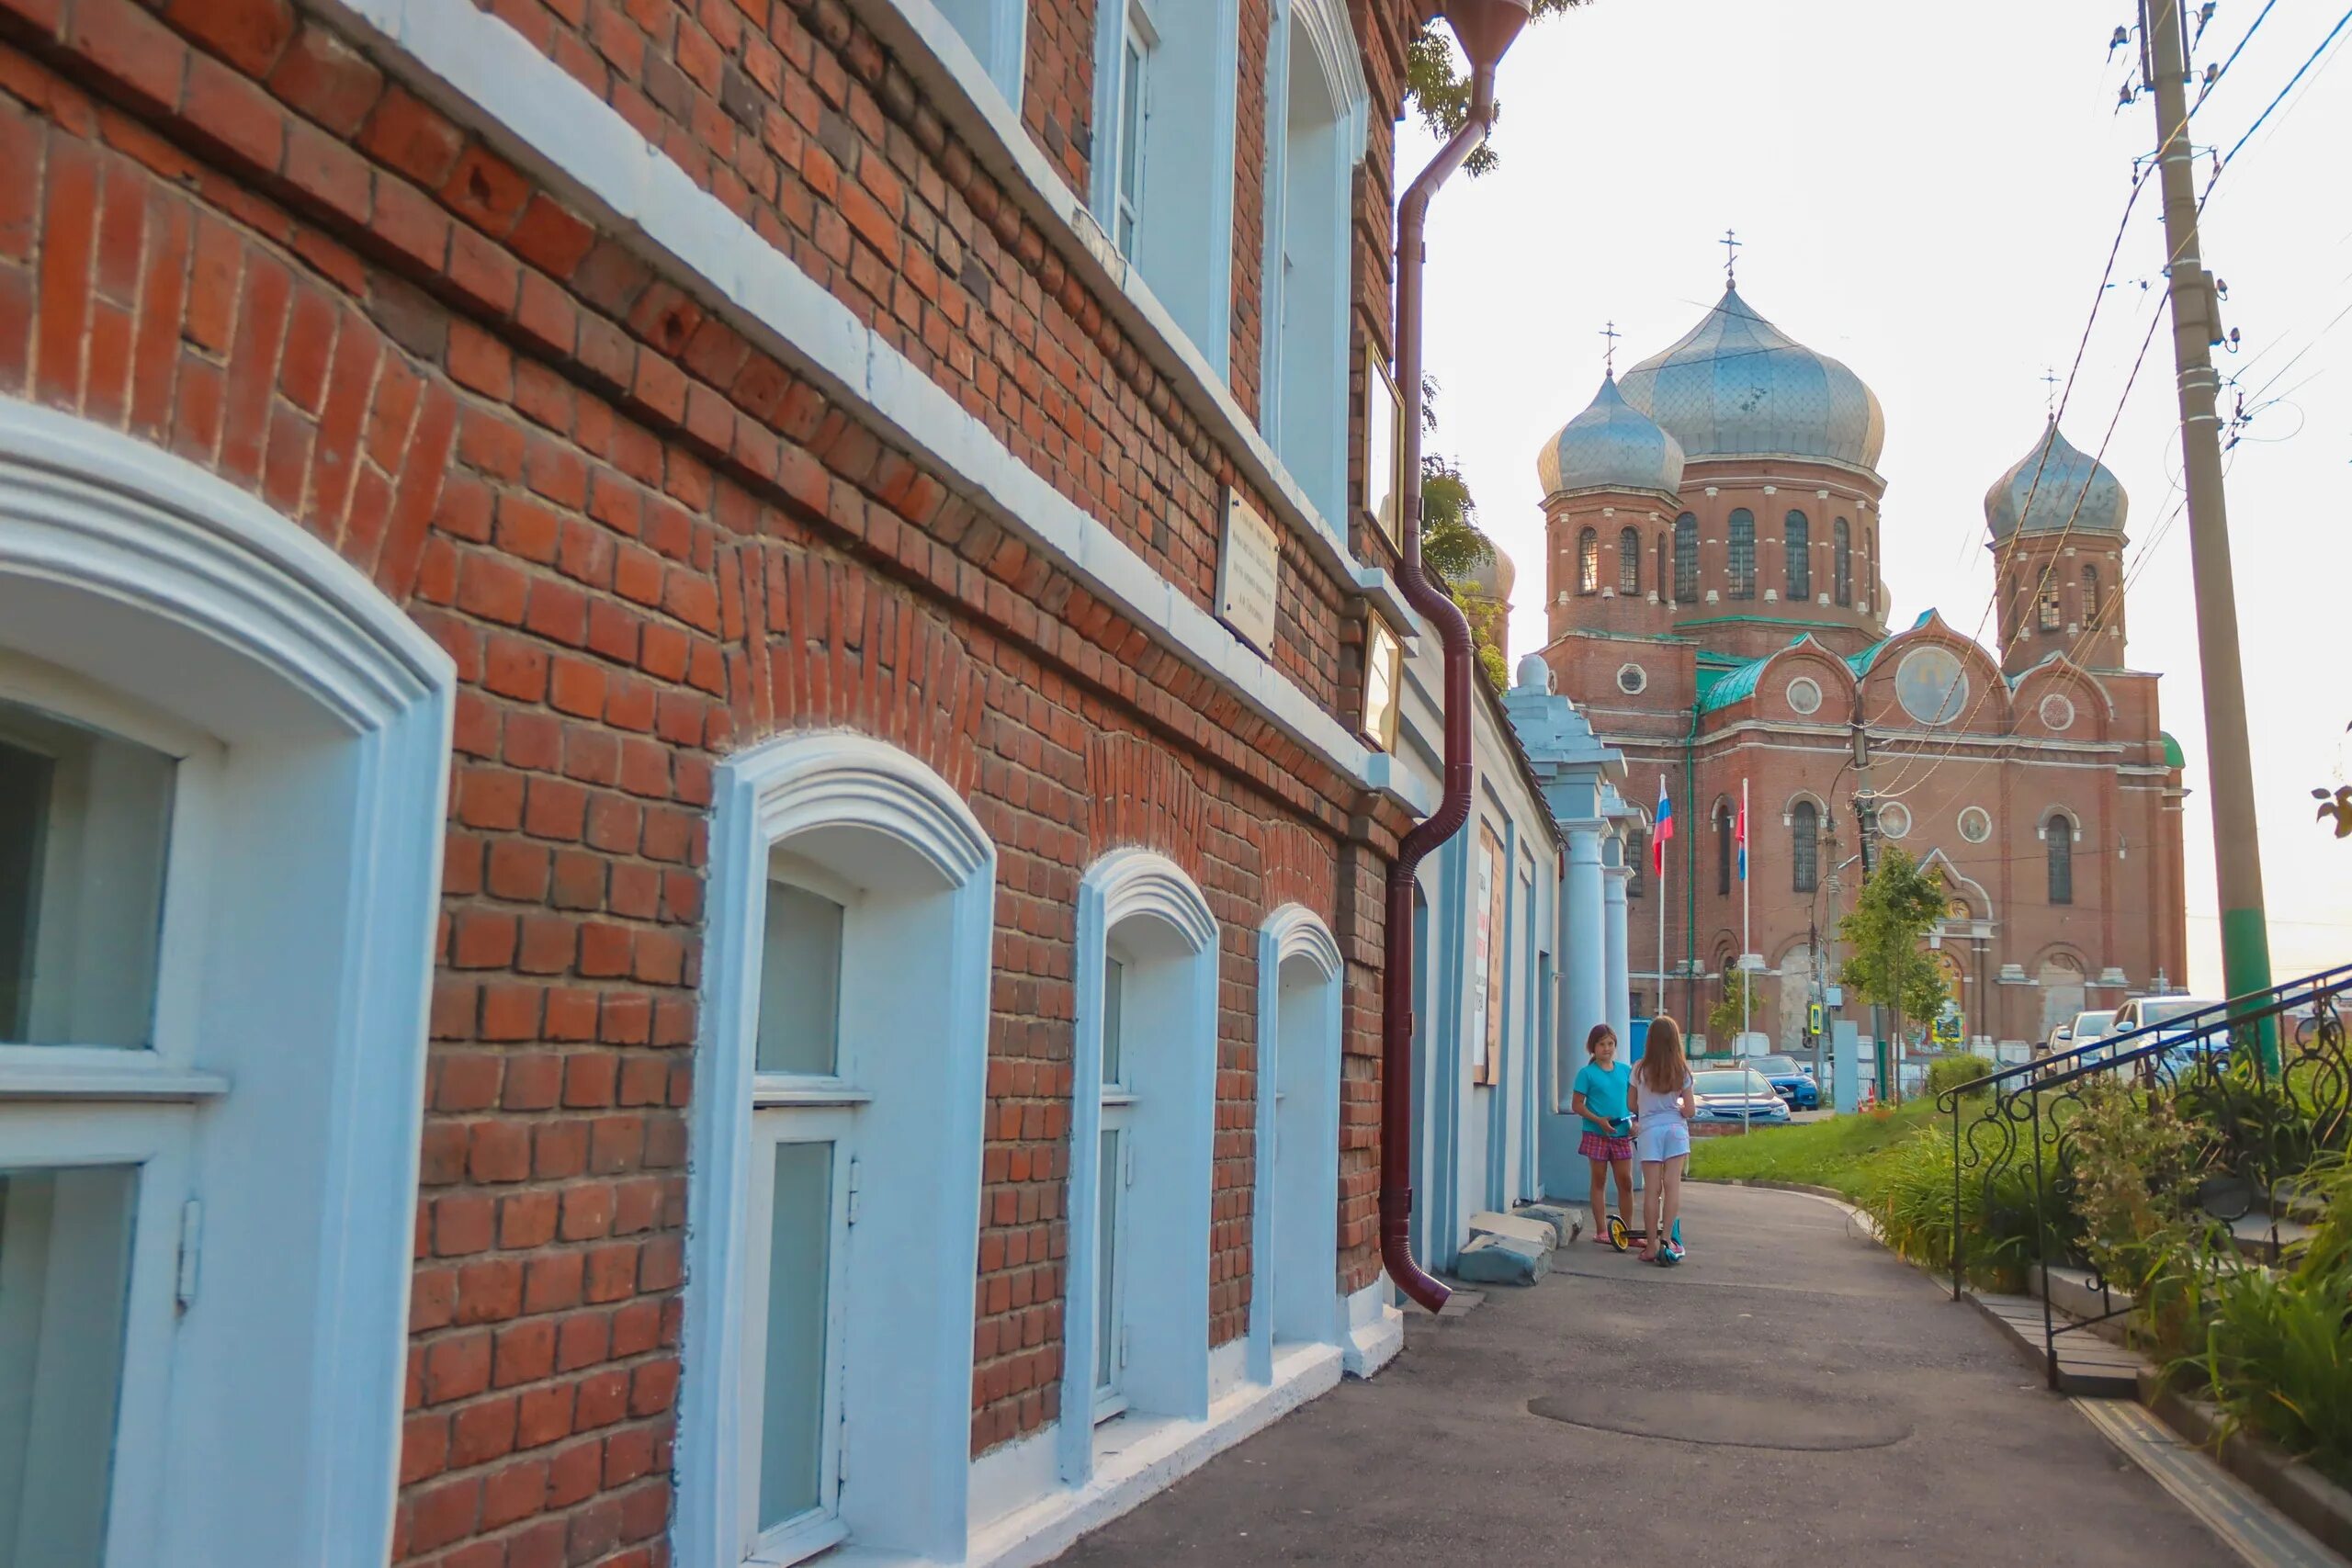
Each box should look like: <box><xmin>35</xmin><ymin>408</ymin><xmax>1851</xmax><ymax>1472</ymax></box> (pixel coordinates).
<box><xmin>1578</xmin><ymin>1129</ymin><xmax>1635</xmax><ymax>1162</ymax></box>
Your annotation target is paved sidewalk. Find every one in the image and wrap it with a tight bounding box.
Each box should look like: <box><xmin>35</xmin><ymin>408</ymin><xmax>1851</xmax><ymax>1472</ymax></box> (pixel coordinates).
<box><xmin>1058</xmin><ymin>1185</ymin><xmax>2226</xmax><ymax>1568</ymax></box>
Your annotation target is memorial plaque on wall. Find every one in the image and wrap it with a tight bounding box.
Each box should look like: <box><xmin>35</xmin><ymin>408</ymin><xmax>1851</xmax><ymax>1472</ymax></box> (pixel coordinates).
<box><xmin>1216</xmin><ymin>488</ymin><xmax>1281</xmax><ymax>655</ymax></box>
<box><xmin>1362</xmin><ymin>348</ymin><xmax>1404</xmax><ymax>549</ymax></box>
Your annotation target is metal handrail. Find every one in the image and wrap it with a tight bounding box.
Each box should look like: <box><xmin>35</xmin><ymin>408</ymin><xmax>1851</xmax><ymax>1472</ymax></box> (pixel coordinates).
<box><xmin>1940</xmin><ymin>962</ymin><xmax>2352</xmax><ymax>1381</ymax></box>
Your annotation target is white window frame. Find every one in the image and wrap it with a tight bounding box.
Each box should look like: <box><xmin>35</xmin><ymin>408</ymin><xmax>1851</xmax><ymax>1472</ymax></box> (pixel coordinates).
<box><xmin>1090</xmin><ymin>0</ymin><xmax>1240</xmax><ymax>373</ymax></box>
<box><xmin>1060</xmin><ymin>847</ymin><xmax>1217</xmax><ymax>1485</ymax></box>
<box><xmin>679</xmin><ymin>732</ymin><xmax>994</xmax><ymax>1568</ymax></box>
<box><xmin>1259</xmin><ymin>0</ymin><xmax>1370</xmax><ymax>526</ymax></box>
<box><xmin>1247</xmin><ymin>905</ymin><xmax>1343</xmax><ymax>1385</ymax></box>
<box><xmin>1106</xmin><ymin>2</ymin><xmax>1155</xmax><ymax>260</ymax></box>
<box><xmin>0</xmin><ymin>399</ymin><xmax>452</xmax><ymax>1565</ymax></box>
<box><xmin>1094</xmin><ymin>953</ymin><xmax>1134</xmax><ymax>1422</ymax></box>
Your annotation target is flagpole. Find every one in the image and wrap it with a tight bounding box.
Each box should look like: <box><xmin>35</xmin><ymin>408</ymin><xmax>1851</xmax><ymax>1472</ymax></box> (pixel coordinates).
<box><xmin>1741</xmin><ymin>777</ymin><xmax>1751</xmax><ymax>1040</ymax></box>
<box><xmin>1656</xmin><ymin>774</ymin><xmax>1666</xmax><ymax>1032</ymax></box>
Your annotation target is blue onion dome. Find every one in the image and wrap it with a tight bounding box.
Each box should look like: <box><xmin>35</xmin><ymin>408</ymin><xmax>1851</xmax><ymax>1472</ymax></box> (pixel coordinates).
<box><xmin>1616</xmin><ymin>287</ymin><xmax>1886</xmax><ymax>471</ymax></box>
<box><xmin>1463</xmin><ymin>543</ymin><xmax>1516</xmax><ymax>605</ymax></box>
<box><xmin>1536</xmin><ymin>374</ymin><xmax>1687</xmax><ymax>498</ymax></box>
<box><xmin>1984</xmin><ymin>420</ymin><xmax>2129</xmax><ymax>540</ymax></box>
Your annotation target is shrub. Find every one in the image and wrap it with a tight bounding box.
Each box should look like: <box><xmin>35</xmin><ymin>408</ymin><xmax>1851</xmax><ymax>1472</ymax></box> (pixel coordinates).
<box><xmin>1870</xmin><ymin>1121</ymin><xmax>2041</xmax><ymax>1290</ymax></box>
<box><xmin>1925</xmin><ymin>1053</ymin><xmax>1994</xmax><ymax>1101</ymax></box>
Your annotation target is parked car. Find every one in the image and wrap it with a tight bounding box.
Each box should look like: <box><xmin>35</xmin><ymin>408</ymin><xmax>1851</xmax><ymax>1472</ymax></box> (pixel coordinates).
<box><xmin>2067</xmin><ymin>1008</ymin><xmax>2119</xmax><ymax>1062</ymax></box>
<box><xmin>1749</xmin><ymin>1054</ymin><xmax>1820</xmax><ymax>1110</ymax></box>
<box><xmin>2039</xmin><ymin>1022</ymin><xmax>2073</xmax><ymax>1060</ymax></box>
<box><xmin>1690</xmin><ymin>1067</ymin><xmax>1793</xmax><ymax>1127</ymax></box>
<box><xmin>2108</xmin><ymin>995</ymin><xmax>2225</xmax><ymax>1074</ymax></box>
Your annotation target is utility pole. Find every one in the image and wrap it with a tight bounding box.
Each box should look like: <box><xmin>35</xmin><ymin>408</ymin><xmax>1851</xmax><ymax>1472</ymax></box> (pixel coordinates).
<box><xmin>2143</xmin><ymin>0</ymin><xmax>2274</xmax><ymax>1041</ymax></box>
<box><xmin>1849</xmin><ymin>709</ymin><xmax>1894</xmax><ymax>1104</ymax></box>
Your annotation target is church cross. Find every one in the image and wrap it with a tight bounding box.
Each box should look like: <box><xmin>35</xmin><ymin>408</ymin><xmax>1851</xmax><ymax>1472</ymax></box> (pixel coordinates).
<box><xmin>1721</xmin><ymin>228</ymin><xmax>1741</xmax><ymax>287</ymax></box>
<box><xmin>2041</xmin><ymin>367</ymin><xmax>2063</xmax><ymax>421</ymax></box>
<box><xmin>1600</xmin><ymin>320</ymin><xmax>1621</xmax><ymax>377</ymax></box>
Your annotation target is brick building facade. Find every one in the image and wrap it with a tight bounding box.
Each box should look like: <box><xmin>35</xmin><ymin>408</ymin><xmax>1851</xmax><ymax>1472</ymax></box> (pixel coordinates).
<box><xmin>1532</xmin><ymin>287</ymin><xmax>2190</xmax><ymax>1056</ymax></box>
<box><xmin>0</xmin><ymin>0</ymin><xmax>1529</xmax><ymax>1564</ymax></box>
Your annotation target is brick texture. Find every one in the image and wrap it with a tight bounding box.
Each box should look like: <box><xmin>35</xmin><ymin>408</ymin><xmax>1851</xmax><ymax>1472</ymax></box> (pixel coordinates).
<box><xmin>0</xmin><ymin>0</ymin><xmax>1428</xmax><ymax>1557</ymax></box>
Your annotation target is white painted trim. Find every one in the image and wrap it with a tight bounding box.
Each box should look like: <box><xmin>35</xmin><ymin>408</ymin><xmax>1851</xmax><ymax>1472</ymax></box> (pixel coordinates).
<box><xmin>1283</xmin><ymin>0</ymin><xmax>1371</xmax><ymax>157</ymax></box>
<box><xmin>925</xmin><ymin>0</ymin><xmax>1024</xmax><ymax>104</ymax></box>
<box><xmin>680</xmin><ymin>732</ymin><xmax>993</xmax><ymax>1567</ymax></box>
<box><xmin>0</xmin><ymin>397</ymin><xmax>452</xmax><ymax>1565</ymax></box>
<box><xmin>1340</xmin><ymin>1279</ymin><xmax>1403</xmax><ymax>1378</ymax></box>
<box><xmin>967</xmin><ymin>1344</ymin><xmax>1342</xmax><ymax>1568</ymax></box>
<box><xmin>1062</xmin><ymin>849</ymin><xmax>1217</xmax><ymax>1485</ymax></box>
<box><xmin>1248</xmin><ymin>905</ymin><xmax>1343</xmax><ymax>1383</ymax></box>
<box><xmin>313</xmin><ymin>0</ymin><xmax>1422</xmax><ymax>814</ymax></box>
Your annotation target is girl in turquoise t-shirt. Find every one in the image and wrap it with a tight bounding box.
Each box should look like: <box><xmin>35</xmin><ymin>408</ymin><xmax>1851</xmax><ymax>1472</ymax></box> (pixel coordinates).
<box><xmin>1569</xmin><ymin>1023</ymin><xmax>1634</xmax><ymax>1245</ymax></box>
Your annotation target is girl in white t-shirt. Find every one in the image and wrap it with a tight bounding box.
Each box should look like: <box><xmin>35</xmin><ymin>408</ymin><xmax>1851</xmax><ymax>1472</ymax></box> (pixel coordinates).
<box><xmin>1632</xmin><ymin>1015</ymin><xmax>1697</xmax><ymax>1265</ymax></box>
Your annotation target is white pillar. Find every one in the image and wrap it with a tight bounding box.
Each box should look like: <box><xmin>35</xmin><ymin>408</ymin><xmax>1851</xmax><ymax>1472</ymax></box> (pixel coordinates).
<box><xmin>1604</xmin><ymin>863</ymin><xmax>1632</xmax><ymax>1050</ymax></box>
<box><xmin>1564</xmin><ymin>822</ymin><xmax>1607</xmax><ymax>1057</ymax></box>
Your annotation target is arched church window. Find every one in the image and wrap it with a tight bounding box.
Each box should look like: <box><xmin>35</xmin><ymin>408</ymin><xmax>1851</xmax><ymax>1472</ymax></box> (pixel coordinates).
<box><xmin>1627</xmin><ymin>829</ymin><xmax>1645</xmax><ymax>898</ymax></box>
<box><xmin>1866</xmin><ymin>525</ymin><xmax>1878</xmax><ymax>614</ymax></box>
<box><xmin>1728</xmin><ymin>510</ymin><xmax>1756</xmax><ymax>600</ymax></box>
<box><xmin>2082</xmin><ymin>564</ymin><xmax>2101</xmax><ymax>628</ymax></box>
<box><xmin>1784</xmin><ymin>512</ymin><xmax>1811</xmax><ymax>601</ymax></box>
<box><xmin>1714</xmin><ymin>800</ymin><xmax>1733</xmax><ymax>896</ymax></box>
<box><xmin>1674</xmin><ymin>514</ymin><xmax>1698</xmax><ymax>604</ymax></box>
<box><xmin>2039</xmin><ymin>582</ymin><xmax>2062</xmax><ymax>633</ymax></box>
<box><xmin>1619</xmin><ymin>526</ymin><xmax>1641</xmax><ymax>595</ymax></box>
<box><xmin>2047</xmin><ymin>813</ymin><xmax>2075</xmax><ymax>905</ymax></box>
<box><xmin>2007</xmin><ymin>573</ymin><xmax>2023</xmax><ymax>644</ymax></box>
<box><xmin>1792</xmin><ymin>800</ymin><xmax>1819</xmax><ymax>893</ymax></box>
<box><xmin>1834</xmin><ymin>517</ymin><xmax>1852</xmax><ymax>606</ymax></box>
<box><xmin>1577</xmin><ymin>527</ymin><xmax>1599</xmax><ymax>595</ymax></box>
<box><xmin>1656</xmin><ymin>534</ymin><xmax>1668</xmax><ymax>602</ymax></box>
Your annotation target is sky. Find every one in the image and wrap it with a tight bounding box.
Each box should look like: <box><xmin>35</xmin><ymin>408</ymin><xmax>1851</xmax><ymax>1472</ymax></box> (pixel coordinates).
<box><xmin>1403</xmin><ymin>0</ymin><xmax>2352</xmax><ymax>995</ymax></box>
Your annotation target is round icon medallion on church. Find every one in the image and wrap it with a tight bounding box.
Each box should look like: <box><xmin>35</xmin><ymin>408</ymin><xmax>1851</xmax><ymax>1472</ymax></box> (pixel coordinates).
<box><xmin>1617</xmin><ymin>662</ymin><xmax>1648</xmax><ymax>694</ymax></box>
<box><xmin>1786</xmin><ymin>676</ymin><xmax>1822</xmax><ymax>716</ymax></box>
<box><xmin>1876</xmin><ymin>801</ymin><xmax>1912</xmax><ymax>840</ymax></box>
<box><xmin>2039</xmin><ymin>693</ymin><xmax>2075</xmax><ymax>732</ymax></box>
<box><xmin>1958</xmin><ymin>807</ymin><xmax>1992</xmax><ymax>844</ymax></box>
<box><xmin>1894</xmin><ymin>647</ymin><xmax>1969</xmax><ymax>727</ymax></box>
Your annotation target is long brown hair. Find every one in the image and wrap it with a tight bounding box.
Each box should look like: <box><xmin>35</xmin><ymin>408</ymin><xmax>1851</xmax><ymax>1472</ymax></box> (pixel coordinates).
<box><xmin>1585</xmin><ymin>1023</ymin><xmax>1616</xmax><ymax>1057</ymax></box>
<box><xmin>1636</xmin><ymin>1015</ymin><xmax>1688</xmax><ymax>1094</ymax></box>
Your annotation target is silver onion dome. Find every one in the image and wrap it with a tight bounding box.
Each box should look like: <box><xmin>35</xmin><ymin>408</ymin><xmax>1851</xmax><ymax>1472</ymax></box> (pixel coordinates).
<box><xmin>1984</xmin><ymin>421</ymin><xmax>2129</xmax><ymax>540</ymax></box>
<box><xmin>1616</xmin><ymin>287</ymin><xmax>1886</xmax><ymax>472</ymax></box>
<box><xmin>1537</xmin><ymin>374</ymin><xmax>1687</xmax><ymax>498</ymax></box>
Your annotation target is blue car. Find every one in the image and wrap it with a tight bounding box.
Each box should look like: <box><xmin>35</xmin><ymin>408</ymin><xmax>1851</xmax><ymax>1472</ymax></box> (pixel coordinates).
<box><xmin>1750</xmin><ymin>1054</ymin><xmax>1819</xmax><ymax>1111</ymax></box>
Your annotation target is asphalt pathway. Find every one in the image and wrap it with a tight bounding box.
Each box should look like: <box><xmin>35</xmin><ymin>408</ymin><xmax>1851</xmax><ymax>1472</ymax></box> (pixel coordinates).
<box><xmin>1057</xmin><ymin>1184</ymin><xmax>2227</xmax><ymax>1568</ymax></box>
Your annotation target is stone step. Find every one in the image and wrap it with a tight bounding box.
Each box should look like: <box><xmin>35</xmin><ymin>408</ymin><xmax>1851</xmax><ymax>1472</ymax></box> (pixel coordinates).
<box><xmin>2229</xmin><ymin>1209</ymin><xmax>2316</xmax><ymax>1266</ymax></box>
<box><xmin>1966</xmin><ymin>1290</ymin><xmax>2153</xmax><ymax>1399</ymax></box>
<box><xmin>1453</xmin><ymin>1232</ymin><xmax>1550</xmax><ymax>1287</ymax></box>
<box><xmin>1466</xmin><ymin>1210</ymin><xmax>1559</xmax><ymax>1252</ymax></box>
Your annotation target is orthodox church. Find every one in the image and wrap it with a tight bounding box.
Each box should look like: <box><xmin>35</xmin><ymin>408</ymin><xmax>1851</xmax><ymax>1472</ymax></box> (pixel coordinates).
<box><xmin>1522</xmin><ymin>284</ymin><xmax>2189</xmax><ymax>1054</ymax></box>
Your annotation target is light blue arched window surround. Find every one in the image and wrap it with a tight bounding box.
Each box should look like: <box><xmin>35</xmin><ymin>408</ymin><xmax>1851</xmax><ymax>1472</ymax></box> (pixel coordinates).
<box><xmin>1258</xmin><ymin>0</ymin><xmax>1370</xmax><ymax>526</ymax></box>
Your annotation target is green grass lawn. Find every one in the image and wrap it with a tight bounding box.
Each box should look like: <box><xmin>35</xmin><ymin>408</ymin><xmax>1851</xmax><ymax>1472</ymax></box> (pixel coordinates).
<box><xmin>1686</xmin><ymin>1101</ymin><xmax>1941</xmax><ymax>1206</ymax></box>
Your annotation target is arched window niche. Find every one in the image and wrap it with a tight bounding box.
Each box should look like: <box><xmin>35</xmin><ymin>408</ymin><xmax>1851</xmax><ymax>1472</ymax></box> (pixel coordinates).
<box><xmin>1673</xmin><ymin>513</ymin><xmax>1698</xmax><ymax>604</ymax></box>
<box><xmin>1061</xmin><ymin>848</ymin><xmax>1218</xmax><ymax>1483</ymax></box>
<box><xmin>1577</xmin><ymin>526</ymin><xmax>1599</xmax><ymax>594</ymax></box>
<box><xmin>1834</xmin><ymin>516</ymin><xmax>1852</xmax><ymax>606</ymax></box>
<box><xmin>681</xmin><ymin>733</ymin><xmax>996</xmax><ymax>1566</ymax></box>
<box><xmin>0</xmin><ymin>401</ymin><xmax>452</xmax><ymax>1563</ymax></box>
<box><xmin>1618</xmin><ymin>525</ymin><xmax>1640</xmax><ymax>596</ymax></box>
<box><xmin>1249</xmin><ymin>905</ymin><xmax>1343</xmax><ymax>1385</ymax></box>
<box><xmin>1784</xmin><ymin>511</ymin><xmax>1810</xmax><ymax>601</ymax></box>
<box><xmin>1728</xmin><ymin>509</ymin><xmax>1757</xmax><ymax>600</ymax></box>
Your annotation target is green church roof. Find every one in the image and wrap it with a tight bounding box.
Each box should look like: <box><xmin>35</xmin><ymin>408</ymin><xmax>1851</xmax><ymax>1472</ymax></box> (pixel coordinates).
<box><xmin>2161</xmin><ymin>731</ymin><xmax>2185</xmax><ymax>769</ymax></box>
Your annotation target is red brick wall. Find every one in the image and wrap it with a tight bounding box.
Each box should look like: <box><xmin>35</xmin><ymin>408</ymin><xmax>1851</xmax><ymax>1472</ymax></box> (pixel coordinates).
<box><xmin>0</xmin><ymin>0</ymin><xmax>1428</xmax><ymax>1561</ymax></box>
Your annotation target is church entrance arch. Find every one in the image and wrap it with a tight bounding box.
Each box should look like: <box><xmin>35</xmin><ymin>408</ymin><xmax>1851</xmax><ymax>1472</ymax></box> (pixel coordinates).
<box><xmin>2039</xmin><ymin>954</ymin><xmax>2086</xmax><ymax>1041</ymax></box>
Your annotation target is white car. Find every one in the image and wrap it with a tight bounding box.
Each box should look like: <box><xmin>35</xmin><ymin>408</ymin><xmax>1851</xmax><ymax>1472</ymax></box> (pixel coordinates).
<box><xmin>2066</xmin><ymin>1008</ymin><xmax>2119</xmax><ymax>1061</ymax></box>
<box><xmin>2108</xmin><ymin>995</ymin><xmax>2225</xmax><ymax>1072</ymax></box>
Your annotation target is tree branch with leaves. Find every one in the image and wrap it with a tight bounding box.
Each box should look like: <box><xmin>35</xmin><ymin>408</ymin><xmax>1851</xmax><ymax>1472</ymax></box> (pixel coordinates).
<box><xmin>1404</xmin><ymin>0</ymin><xmax>1587</xmax><ymax>177</ymax></box>
<box><xmin>1837</xmin><ymin>847</ymin><xmax>1951</xmax><ymax>1061</ymax></box>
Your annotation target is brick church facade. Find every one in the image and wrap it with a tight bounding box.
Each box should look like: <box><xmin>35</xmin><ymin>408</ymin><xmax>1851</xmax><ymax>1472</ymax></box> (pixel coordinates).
<box><xmin>1532</xmin><ymin>285</ymin><xmax>2191</xmax><ymax>1055</ymax></box>
<box><xmin>0</xmin><ymin>1</ymin><xmax>1528</xmax><ymax>1564</ymax></box>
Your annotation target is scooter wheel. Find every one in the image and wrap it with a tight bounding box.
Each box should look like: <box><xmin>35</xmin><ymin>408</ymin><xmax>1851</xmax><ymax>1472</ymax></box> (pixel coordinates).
<box><xmin>1605</xmin><ymin>1215</ymin><xmax>1631</xmax><ymax>1252</ymax></box>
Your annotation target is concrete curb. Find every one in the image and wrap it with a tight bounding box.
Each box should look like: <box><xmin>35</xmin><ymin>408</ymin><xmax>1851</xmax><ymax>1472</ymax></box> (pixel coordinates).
<box><xmin>2146</xmin><ymin>1381</ymin><xmax>2352</xmax><ymax>1561</ymax></box>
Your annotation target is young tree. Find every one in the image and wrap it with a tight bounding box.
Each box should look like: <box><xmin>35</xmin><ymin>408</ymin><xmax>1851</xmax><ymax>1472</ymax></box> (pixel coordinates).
<box><xmin>1405</xmin><ymin>1</ymin><xmax>1589</xmax><ymax>177</ymax></box>
<box><xmin>1706</xmin><ymin>967</ymin><xmax>1763</xmax><ymax>1053</ymax></box>
<box><xmin>1837</xmin><ymin>847</ymin><xmax>1950</xmax><ymax>1089</ymax></box>
<box><xmin>1418</xmin><ymin>376</ymin><xmax>1506</xmax><ymax>690</ymax></box>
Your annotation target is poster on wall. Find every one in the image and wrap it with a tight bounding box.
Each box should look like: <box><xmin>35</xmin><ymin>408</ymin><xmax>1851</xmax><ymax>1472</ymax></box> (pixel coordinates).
<box><xmin>1482</xmin><ymin>825</ymin><xmax>1506</xmax><ymax>1084</ymax></box>
<box><xmin>1468</xmin><ymin>833</ymin><xmax>1493</xmax><ymax>1086</ymax></box>
<box><xmin>1216</xmin><ymin>488</ymin><xmax>1281</xmax><ymax>655</ymax></box>
<box><xmin>1361</xmin><ymin>347</ymin><xmax>1404</xmax><ymax>550</ymax></box>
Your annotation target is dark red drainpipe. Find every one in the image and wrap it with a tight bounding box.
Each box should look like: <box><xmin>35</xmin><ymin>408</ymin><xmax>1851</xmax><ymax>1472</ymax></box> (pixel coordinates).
<box><xmin>1383</xmin><ymin>2</ymin><xmax>1526</xmax><ymax>1315</ymax></box>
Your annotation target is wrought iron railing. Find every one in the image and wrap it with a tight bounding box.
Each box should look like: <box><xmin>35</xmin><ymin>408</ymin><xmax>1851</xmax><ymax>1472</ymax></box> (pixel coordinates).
<box><xmin>1939</xmin><ymin>964</ymin><xmax>2352</xmax><ymax>1387</ymax></box>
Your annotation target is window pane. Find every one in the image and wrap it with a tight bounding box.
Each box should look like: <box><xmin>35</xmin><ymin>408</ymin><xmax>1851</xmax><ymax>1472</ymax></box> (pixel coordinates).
<box><xmin>1116</xmin><ymin>36</ymin><xmax>1144</xmax><ymax>255</ymax></box>
<box><xmin>0</xmin><ymin>698</ymin><xmax>174</xmax><ymax>1049</ymax></box>
<box><xmin>755</xmin><ymin>881</ymin><xmax>843</xmax><ymax>1077</ymax></box>
<box><xmin>757</xmin><ymin>1141</ymin><xmax>833</xmax><ymax>1531</ymax></box>
<box><xmin>0</xmin><ymin>1165</ymin><xmax>138</xmax><ymax>1567</ymax></box>
<box><xmin>1102</xmin><ymin>959</ymin><xmax>1125</xmax><ymax>1087</ymax></box>
<box><xmin>1094</xmin><ymin>1128</ymin><xmax>1118</xmax><ymax>1392</ymax></box>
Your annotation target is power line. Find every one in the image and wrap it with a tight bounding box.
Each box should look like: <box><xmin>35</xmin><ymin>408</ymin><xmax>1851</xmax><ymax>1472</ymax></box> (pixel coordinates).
<box><xmin>2215</xmin><ymin>4</ymin><xmax>2352</xmax><ymax>167</ymax></box>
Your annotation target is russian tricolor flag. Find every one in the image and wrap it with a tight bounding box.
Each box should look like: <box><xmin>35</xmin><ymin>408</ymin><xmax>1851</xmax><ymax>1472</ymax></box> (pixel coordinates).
<box><xmin>1736</xmin><ymin>786</ymin><xmax>1748</xmax><ymax>882</ymax></box>
<box><xmin>1654</xmin><ymin>776</ymin><xmax>1673</xmax><ymax>874</ymax></box>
